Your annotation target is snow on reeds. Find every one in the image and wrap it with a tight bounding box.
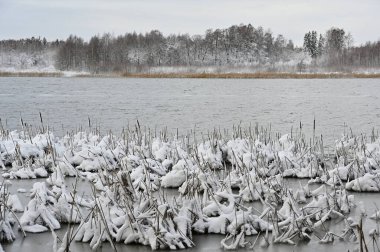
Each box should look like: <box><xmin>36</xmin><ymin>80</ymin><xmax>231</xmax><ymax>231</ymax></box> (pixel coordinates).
<box><xmin>0</xmin><ymin>181</ymin><xmax>25</xmax><ymax>251</ymax></box>
<box><xmin>1</xmin><ymin>123</ymin><xmax>380</xmax><ymax>250</ymax></box>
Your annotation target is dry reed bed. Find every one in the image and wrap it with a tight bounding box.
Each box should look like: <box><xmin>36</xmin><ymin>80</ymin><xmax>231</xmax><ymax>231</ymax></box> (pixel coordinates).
<box><xmin>0</xmin><ymin>72</ymin><xmax>63</xmax><ymax>77</ymax></box>
<box><xmin>123</xmin><ymin>72</ymin><xmax>380</xmax><ymax>79</ymax></box>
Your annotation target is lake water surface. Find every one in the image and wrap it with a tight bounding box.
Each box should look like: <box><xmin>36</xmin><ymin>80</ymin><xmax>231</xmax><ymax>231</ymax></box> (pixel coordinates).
<box><xmin>1</xmin><ymin>77</ymin><xmax>380</xmax><ymax>142</ymax></box>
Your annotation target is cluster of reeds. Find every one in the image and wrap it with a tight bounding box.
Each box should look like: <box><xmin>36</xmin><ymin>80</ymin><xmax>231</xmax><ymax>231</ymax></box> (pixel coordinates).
<box><xmin>1</xmin><ymin>122</ymin><xmax>380</xmax><ymax>251</ymax></box>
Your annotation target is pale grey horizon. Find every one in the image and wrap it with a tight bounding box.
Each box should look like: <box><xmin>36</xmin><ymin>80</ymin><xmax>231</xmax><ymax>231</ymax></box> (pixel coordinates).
<box><xmin>0</xmin><ymin>0</ymin><xmax>379</xmax><ymax>46</ymax></box>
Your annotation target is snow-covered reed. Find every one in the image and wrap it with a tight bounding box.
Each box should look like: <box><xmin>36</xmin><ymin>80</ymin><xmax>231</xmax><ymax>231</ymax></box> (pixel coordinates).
<box><xmin>1</xmin><ymin>123</ymin><xmax>380</xmax><ymax>250</ymax></box>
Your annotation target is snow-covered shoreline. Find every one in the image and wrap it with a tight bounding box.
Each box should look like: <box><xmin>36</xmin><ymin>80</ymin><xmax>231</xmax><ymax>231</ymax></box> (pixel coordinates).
<box><xmin>2</xmin><ymin>70</ymin><xmax>380</xmax><ymax>79</ymax></box>
<box><xmin>0</xmin><ymin>68</ymin><xmax>91</xmax><ymax>78</ymax></box>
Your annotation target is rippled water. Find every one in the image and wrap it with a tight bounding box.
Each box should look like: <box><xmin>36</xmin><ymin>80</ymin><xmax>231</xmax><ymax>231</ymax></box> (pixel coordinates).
<box><xmin>1</xmin><ymin>77</ymin><xmax>380</xmax><ymax>143</ymax></box>
<box><xmin>1</xmin><ymin>77</ymin><xmax>380</xmax><ymax>251</ymax></box>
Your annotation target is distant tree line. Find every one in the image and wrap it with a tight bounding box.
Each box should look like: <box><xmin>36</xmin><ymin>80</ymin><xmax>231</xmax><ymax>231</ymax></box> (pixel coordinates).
<box><xmin>0</xmin><ymin>37</ymin><xmax>61</xmax><ymax>69</ymax></box>
<box><xmin>303</xmin><ymin>27</ymin><xmax>380</xmax><ymax>70</ymax></box>
<box><xmin>1</xmin><ymin>24</ymin><xmax>380</xmax><ymax>73</ymax></box>
<box><xmin>0</xmin><ymin>36</ymin><xmax>61</xmax><ymax>53</ymax></box>
<box><xmin>54</xmin><ymin>24</ymin><xmax>297</xmax><ymax>73</ymax></box>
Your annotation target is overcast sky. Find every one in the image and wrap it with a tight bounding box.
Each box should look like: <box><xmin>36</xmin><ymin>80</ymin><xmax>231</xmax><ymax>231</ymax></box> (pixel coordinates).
<box><xmin>0</xmin><ymin>0</ymin><xmax>379</xmax><ymax>46</ymax></box>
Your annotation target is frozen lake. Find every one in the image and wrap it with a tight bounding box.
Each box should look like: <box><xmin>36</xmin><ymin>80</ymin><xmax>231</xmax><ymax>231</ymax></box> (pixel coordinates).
<box><xmin>1</xmin><ymin>77</ymin><xmax>380</xmax><ymax>142</ymax></box>
<box><xmin>1</xmin><ymin>77</ymin><xmax>380</xmax><ymax>252</ymax></box>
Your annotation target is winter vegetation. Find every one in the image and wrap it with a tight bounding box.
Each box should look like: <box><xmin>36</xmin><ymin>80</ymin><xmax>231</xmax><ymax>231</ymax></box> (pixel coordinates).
<box><xmin>1</xmin><ymin>120</ymin><xmax>380</xmax><ymax>251</ymax></box>
<box><xmin>0</xmin><ymin>37</ymin><xmax>58</xmax><ymax>73</ymax></box>
<box><xmin>1</xmin><ymin>24</ymin><xmax>380</xmax><ymax>76</ymax></box>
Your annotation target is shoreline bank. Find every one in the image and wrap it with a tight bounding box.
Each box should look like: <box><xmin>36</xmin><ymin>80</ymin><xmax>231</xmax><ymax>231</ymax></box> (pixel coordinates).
<box><xmin>2</xmin><ymin>71</ymin><xmax>380</xmax><ymax>79</ymax></box>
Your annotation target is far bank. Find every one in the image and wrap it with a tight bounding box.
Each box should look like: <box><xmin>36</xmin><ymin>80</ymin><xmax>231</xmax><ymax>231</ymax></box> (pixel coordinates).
<box><xmin>2</xmin><ymin>71</ymin><xmax>380</xmax><ymax>79</ymax></box>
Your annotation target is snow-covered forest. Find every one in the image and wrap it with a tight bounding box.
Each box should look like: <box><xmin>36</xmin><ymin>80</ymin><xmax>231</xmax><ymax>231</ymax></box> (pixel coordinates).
<box><xmin>0</xmin><ymin>37</ymin><xmax>58</xmax><ymax>72</ymax></box>
<box><xmin>1</xmin><ymin>24</ymin><xmax>380</xmax><ymax>74</ymax></box>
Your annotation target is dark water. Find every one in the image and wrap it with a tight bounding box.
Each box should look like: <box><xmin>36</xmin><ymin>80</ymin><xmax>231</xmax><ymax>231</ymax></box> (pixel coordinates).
<box><xmin>1</xmin><ymin>77</ymin><xmax>380</xmax><ymax>143</ymax></box>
